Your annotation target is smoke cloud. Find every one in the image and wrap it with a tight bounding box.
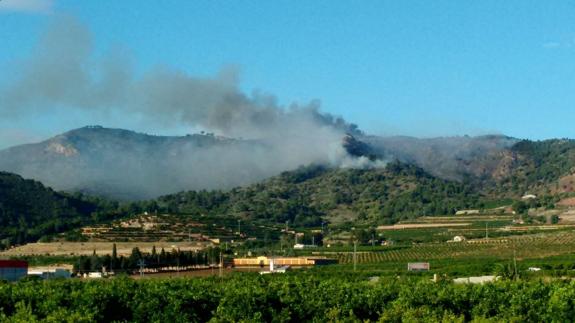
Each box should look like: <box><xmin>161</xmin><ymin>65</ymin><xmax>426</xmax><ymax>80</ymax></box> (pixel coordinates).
<box><xmin>1</xmin><ymin>16</ymin><xmax>358</xmax><ymax>139</ymax></box>
<box><xmin>0</xmin><ymin>0</ymin><xmax>53</xmax><ymax>13</ymax></box>
<box><xmin>0</xmin><ymin>16</ymin><xmax>384</xmax><ymax>198</ymax></box>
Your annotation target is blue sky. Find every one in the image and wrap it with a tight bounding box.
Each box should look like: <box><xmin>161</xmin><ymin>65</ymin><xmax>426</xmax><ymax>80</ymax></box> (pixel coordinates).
<box><xmin>1</xmin><ymin>1</ymin><xmax>574</xmax><ymax>148</ymax></box>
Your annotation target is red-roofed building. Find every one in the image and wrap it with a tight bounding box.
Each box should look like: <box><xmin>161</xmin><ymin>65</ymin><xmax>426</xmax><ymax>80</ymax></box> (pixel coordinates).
<box><xmin>0</xmin><ymin>260</ymin><xmax>28</xmax><ymax>281</ymax></box>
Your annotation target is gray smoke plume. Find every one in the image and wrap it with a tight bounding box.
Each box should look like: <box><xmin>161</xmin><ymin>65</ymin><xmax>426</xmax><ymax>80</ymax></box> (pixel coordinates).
<box><xmin>1</xmin><ymin>17</ymin><xmax>354</xmax><ymax>137</ymax></box>
<box><xmin>0</xmin><ymin>16</ymin><xmax>383</xmax><ymax>198</ymax></box>
<box><xmin>1</xmin><ymin>16</ymin><xmax>359</xmax><ymax>134</ymax></box>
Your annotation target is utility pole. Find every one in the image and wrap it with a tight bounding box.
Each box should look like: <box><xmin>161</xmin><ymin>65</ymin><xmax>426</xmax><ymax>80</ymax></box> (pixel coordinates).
<box><xmin>312</xmin><ymin>235</ymin><xmax>315</xmax><ymax>246</ymax></box>
<box><xmin>237</xmin><ymin>220</ymin><xmax>241</xmax><ymax>236</ymax></box>
<box><xmin>353</xmin><ymin>241</ymin><xmax>357</xmax><ymax>271</ymax></box>
<box><xmin>513</xmin><ymin>249</ymin><xmax>518</xmax><ymax>280</ymax></box>
<box><xmin>137</xmin><ymin>259</ymin><xmax>145</xmax><ymax>278</ymax></box>
<box><xmin>485</xmin><ymin>222</ymin><xmax>489</xmax><ymax>239</ymax></box>
<box><xmin>219</xmin><ymin>251</ymin><xmax>223</xmax><ymax>278</ymax></box>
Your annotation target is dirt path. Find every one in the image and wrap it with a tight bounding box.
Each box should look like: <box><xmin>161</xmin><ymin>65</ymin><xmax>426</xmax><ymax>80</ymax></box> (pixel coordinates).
<box><xmin>377</xmin><ymin>223</ymin><xmax>472</xmax><ymax>230</ymax></box>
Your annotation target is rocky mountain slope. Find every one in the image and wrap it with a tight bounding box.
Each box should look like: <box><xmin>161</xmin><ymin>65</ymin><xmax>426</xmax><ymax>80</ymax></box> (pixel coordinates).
<box><xmin>363</xmin><ymin>134</ymin><xmax>520</xmax><ymax>181</ymax></box>
<box><xmin>0</xmin><ymin>126</ymin><xmax>271</xmax><ymax>199</ymax></box>
<box><xmin>1</xmin><ymin>126</ymin><xmax>574</xmax><ymax>200</ymax></box>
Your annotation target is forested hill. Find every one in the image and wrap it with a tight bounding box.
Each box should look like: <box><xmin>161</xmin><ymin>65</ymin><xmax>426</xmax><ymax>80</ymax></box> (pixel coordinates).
<box><xmin>491</xmin><ymin>139</ymin><xmax>575</xmax><ymax>195</ymax></box>
<box><xmin>3</xmin><ymin>138</ymin><xmax>573</xmax><ymax>244</ymax></box>
<box><xmin>363</xmin><ymin>136</ymin><xmax>575</xmax><ymax>197</ymax></box>
<box><xmin>3</xmin><ymin>126</ymin><xmax>574</xmax><ymax>202</ymax></box>
<box><xmin>0</xmin><ymin>172</ymin><xmax>122</xmax><ymax>247</ymax></box>
<box><xmin>156</xmin><ymin>162</ymin><xmax>483</xmax><ymax>227</ymax></box>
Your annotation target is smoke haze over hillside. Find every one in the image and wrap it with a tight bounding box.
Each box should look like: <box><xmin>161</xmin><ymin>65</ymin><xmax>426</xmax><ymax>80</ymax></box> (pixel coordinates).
<box><xmin>0</xmin><ymin>16</ymin><xmax>389</xmax><ymax>198</ymax></box>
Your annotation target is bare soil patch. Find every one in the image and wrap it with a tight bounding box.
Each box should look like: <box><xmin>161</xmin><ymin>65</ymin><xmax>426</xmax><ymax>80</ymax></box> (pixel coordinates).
<box><xmin>0</xmin><ymin>241</ymin><xmax>207</xmax><ymax>257</ymax></box>
<box><xmin>557</xmin><ymin>197</ymin><xmax>575</xmax><ymax>207</ymax></box>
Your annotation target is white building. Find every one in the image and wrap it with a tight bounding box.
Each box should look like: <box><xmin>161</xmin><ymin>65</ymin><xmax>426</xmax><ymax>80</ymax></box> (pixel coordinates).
<box><xmin>453</xmin><ymin>275</ymin><xmax>500</xmax><ymax>284</ymax></box>
<box><xmin>28</xmin><ymin>268</ymin><xmax>71</xmax><ymax>280</ymax></box>
<box><xmin>453</xmin><ymin>236</ymin><xmax>466</xmax><ymax>242</ymax></box>
<box><xmin>259</xmin><ymin>259</ymin><xmax>290</xmax><ymax>275</ymax></box>
<box><xmin>455</xmin><ymin>209</ymin><xmax>480</xmax><ymax>215</ymax></box>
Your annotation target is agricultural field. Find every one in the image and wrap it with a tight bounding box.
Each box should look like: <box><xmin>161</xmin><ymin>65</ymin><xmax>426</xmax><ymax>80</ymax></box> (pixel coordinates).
<box><xmin>6</xmin><ymin>212</ymin><xmax>575</xmax><ymax>279</ymax></box>
<box><xmin>304</xmin><ymin>213</ymin><xmax>575</xmax><ymax>277</ymax></box>
<box><xmin>373</xmin><ymin>214</ymin><xmax>571</xmax><ymax>243</ymax></box>
<box><xmin>0</xmin><ymin>241</ymin><xmax>207</xmax><ymax>257</ymax></box>
<box><xmin>332</xmin><ymin>232</ymin><xmax>575</xmax><ymax>265</ymax></box>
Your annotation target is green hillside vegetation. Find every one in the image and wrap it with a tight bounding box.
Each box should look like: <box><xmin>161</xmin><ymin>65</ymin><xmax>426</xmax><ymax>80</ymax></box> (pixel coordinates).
<box><xmin>0</xmin><ymin>172</ymin><xmax>129</xmax><ymax>248</ymax></box>
<box><xmin>3</xmin><ymin>138</ymin><xmax>574</xmax><ymax>246</ymax></box>
<box><xmin>156</xmin><ymin>162</ymin><xmax>483</xmax><ymax>227</ymax></box>
<box><xmin>496</xmin><ymin>139</ymin><xmax>575</xmax><ymax>195</ymax></box>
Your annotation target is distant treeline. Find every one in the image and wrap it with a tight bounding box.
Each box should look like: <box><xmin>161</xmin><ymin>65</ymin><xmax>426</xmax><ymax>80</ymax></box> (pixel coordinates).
<box><xmin>73</xmin><ymin>244</ymin><xmax>222</xmax><ymax>274</ymax></box>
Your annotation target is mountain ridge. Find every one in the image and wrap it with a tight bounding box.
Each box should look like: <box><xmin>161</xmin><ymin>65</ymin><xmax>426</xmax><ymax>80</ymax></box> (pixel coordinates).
<box><xmin>0</xmin><ymin>126</ymin><xmax>574</xmax><ymax>200</ymax></box>
<box><xmin>0</xmin><ymin>126</ymin><xmax>268</xmax><ymax>199</ymax></box>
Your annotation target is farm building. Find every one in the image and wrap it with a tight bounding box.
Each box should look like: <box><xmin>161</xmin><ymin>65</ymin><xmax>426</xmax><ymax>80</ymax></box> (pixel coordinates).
<box><xmin>88</xmin><ymin>272</ymin><xmax>103</xmax><ymax>278</ymax></box>
<box><xmin>453</xmin><ymin>275</ymin><xmax>500</xmax><ymax>284</ymax></box>
<box><xmin>522</xmin><ymin>194</ymin><xmax>537</xmax><ymax>200</ymax></box>
<box><xmin>407</xmin><ymin>262</ymin><xmax>430</xmax><ymax>271</ymax></box>
<box><xmin>28</xmin><ymin>268</ymin><xmax>71</xmax><ymax>280</ymax></box>
<box><xmin>455</xmin><ymin>209</ymin><xmax>480</xmax><ymax>215</ymax></box>
<box><xmin>293</xmin><ymin>243</ymin><xmax>317</xmax><ymax>249</ymax></box>
<box><xmin>259</xmin><ymin>259</ymin><xmax>291</xmax><ymax>275</ymax></box>
<box><xmin>0</xmin><ymin>260</ymin><xmax>28</xmax><ymax>281</ymax></box>
<box><xmin>453</xmin><ymin>235</ymin><xmax>466</xmax><ymax>242</ymax></box>
<box><xmin>233</xmin><ymin>256</ymin><xmax>336</xmax><ymax>267</ymax></box>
